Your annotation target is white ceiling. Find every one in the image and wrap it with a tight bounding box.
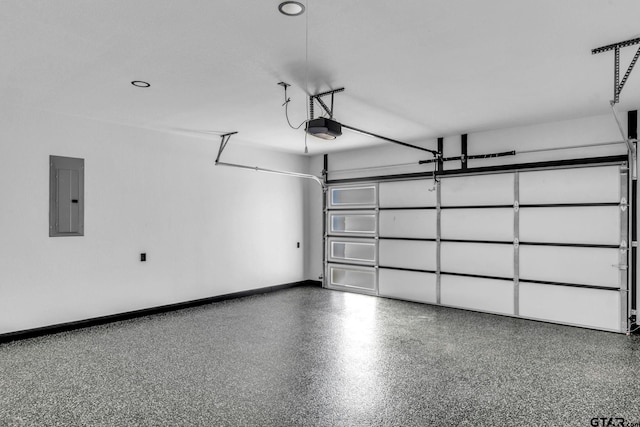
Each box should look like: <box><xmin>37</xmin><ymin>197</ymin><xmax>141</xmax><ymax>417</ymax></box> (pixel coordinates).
<box><xmin>2</xmin><ymin>0</ymin><xmax>640</xmax><ymax>154</ymax></box>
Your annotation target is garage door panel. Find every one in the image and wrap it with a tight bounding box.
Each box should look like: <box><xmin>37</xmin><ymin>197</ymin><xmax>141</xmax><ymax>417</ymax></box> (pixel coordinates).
<box><xmin>441</xmin><ymin>208</ymin><xmax>513</xmax><ymax>241</ymax></box>
<box><xmin>441</xmin><ymin>242</ymin><xmax>513</xmax><ymax>278</ymax></box>
<box><xmin>379</xmin><ymin>240</ymin><xmax>436</xmax><ymax>271</ymax></box>
<box><xmin>441</xmin><ymin>173</ymin><xmax>514</xmax><ymax>206</ymax></box>
<box><xmin>328</xmin><ymin>264</ymin><xmax>377</xmax><ymax>294</ymax></box>
<box><xmin>519</xmin><ymin>282</ymin><xmax>621</xmax><ymax>331</ymax></box>
<box><xmin>519</xmin><ymin>166</ymin><xmax>621</xmax><ymax>204</ymax></box>
<box><xmin>379</xmin><ymin>210</ymin><xmax>436</xmax><ymax>239</ymax></box>
<box><xmin>379</xmin><ymin>269</ymin><xmax>437</xmax><ymax>303</ymax></box>
<box><xmin>520</xmin><ymin>206</ymin><xmax>620</xmax><ymax>245</ymax></box>
<box><xmin>519</xmin><ymin>245</ymin><xmax>620</xmax><ymax>288</ymax></box>
<box><xmin>328</xmin><ymin>211</ymin><xmax>377</xmax><ymax>237</ymax></box>
<box><xmin>328</xmin><ymin>185</ymin><xmax>377</xmax><ymax>209</ymax></box>
<box><xmin>379</xmin><ymin>179</ymin><xmax>436</xmax><ymax>207</ymax></box>
<box><xmin>327</xmin><ymin>238</ymin><xmax>377</xmax><ymax>266</ymax></box>
<box><xmin>441</xmin><ymin>275</ymin><xmax>514</xmax><ymax>315</ymax></box>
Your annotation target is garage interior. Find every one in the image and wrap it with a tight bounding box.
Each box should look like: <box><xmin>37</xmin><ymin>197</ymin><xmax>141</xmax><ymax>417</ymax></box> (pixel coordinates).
<box><xmin>1</xmin><ymin>1</ymin><xmax>640</xmax><ymax>425</ymax></box>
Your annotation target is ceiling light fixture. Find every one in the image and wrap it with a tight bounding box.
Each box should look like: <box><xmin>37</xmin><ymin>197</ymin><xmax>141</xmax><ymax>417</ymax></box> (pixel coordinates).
<box><xmin>278</xmin><ymin>1</ymin><xmax>305</xmax><ymax>16</ymax></box>
<box><xmin>131</xmin><ymin>80</ymin><xmax>150</xmax><ymax>88</ymax></box>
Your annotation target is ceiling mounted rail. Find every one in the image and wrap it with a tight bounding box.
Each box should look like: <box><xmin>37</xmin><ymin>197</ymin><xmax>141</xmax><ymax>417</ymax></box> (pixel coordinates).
<box><xmin>340</xmin><ymin>123</ymin><xmax>439</xmax><ymax>156</ymax></box>
<box><xmin>216</xmin><ymin>161</ymin><xmax>325</xmax><ymax>187</ymax></box>
<box><xmin>299</xmin><ymin>85</ymin><xmax>440</xmax><ymax>156</ymax></box>
<box><xmin>213</xmin><ymin>132</ymin><xmax>325</xmax><ymax>188</ymax></box>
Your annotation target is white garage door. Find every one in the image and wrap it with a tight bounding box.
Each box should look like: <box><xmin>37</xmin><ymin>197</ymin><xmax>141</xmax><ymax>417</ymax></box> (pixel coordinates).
<box><xmin>325</xmin><ymin>164</ymin><xmax>629</xmax><ymax>332</ymax></box>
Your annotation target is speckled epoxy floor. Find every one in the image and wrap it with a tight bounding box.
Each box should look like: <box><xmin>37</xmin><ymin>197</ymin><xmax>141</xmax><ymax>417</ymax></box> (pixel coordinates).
<box><xmin>1</xmin><ymin>285</ymin><xmax>639</xmax><ymax>427</ymax></box>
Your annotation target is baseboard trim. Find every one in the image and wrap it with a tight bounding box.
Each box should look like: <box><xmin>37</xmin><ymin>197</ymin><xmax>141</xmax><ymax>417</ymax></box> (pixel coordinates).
<box><xmin>0</xmin><ymin>279</ymin><xmax>321</xmax><ymax>344</ymax></box>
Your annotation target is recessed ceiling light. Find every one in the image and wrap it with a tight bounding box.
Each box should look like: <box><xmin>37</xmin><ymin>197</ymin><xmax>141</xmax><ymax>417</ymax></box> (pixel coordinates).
<box><xmin>131</xmin><ymin>80</ymin><xmax>150</xmax><ymax>88</ymax></box>
<box><xmin>278</xmin><ymin>1</ymin><xmax>305</xmax><ymax>16</ymax></box>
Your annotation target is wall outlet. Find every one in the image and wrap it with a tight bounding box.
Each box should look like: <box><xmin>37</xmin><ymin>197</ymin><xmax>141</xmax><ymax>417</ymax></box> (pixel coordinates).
<box><xmin>297</xmin><ymin>242</ymin><xmax>300</xmax><ymax>248</ymax></box>
<box><xmin>140</xmin><ymin>253</ymin><xmax>146</xmax><ymax>262</ymax></box>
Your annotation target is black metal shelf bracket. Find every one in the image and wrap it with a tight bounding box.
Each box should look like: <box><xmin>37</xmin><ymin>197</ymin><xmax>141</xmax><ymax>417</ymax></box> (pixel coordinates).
<box><xmin>592</xmin><ymin>37</ymin><xmax>640</xmax><ymax>104</ymax></box>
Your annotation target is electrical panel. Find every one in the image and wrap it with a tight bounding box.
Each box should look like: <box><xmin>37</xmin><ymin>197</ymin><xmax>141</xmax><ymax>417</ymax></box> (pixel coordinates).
<box><xmin>49</xmin><ymin>155</ymin><xmax>84</xmax><ymax>237</ymax></box>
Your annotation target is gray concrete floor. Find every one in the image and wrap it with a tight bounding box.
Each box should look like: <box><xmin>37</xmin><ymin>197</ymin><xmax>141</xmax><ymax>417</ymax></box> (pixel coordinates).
<box><xmin>1</xmin><ymin>284</ymin><xmax>639</xmax><ymax>426</ymax></box>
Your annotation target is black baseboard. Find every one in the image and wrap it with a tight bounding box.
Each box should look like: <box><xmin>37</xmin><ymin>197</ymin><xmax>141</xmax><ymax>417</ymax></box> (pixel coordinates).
<box><xmin>0</xmin><ymin>280</ymin><xmax>321</xmax><ymax>344</ymax></box>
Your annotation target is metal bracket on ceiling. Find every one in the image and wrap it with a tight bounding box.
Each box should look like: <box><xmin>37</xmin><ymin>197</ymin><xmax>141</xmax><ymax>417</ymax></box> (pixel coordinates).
<box><xmin>592</xmin><ymin>37</ymin><xmax>640</xmax><ymax>104</ymax></box>
<box><xmin>278</xmin><ymin>81</ymin><xmax>291</xmax><ymax>107</ymax></box>
<box><xmin>214</xmin><ymin>132</ymin><xmax>238</xmax><ymax>164</ymax></box>
<box><xmin>593</xmin><ymin>37</ymin><xmax>639</xmax><ymax>179</ymax></box>
<box><xmin>309</xmin><ymin>87</ymin><xmax>345</xmax><ymax>119</ymax></box>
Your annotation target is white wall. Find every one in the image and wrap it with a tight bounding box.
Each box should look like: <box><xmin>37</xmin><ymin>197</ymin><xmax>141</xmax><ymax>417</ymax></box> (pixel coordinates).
<box><xmin>2</xmin><ymin>107</ymin><xmax>636</xmax><ymax>335</ymax></box>
<box><xmin>0</xmin><ymin>106</ymin><xmax>308</xmax><ymax>334</ymax></box>
<box><xmin>306</xmin><ymin>155</ymin><xmax>326</xmax><ymax>282</ymax></box>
